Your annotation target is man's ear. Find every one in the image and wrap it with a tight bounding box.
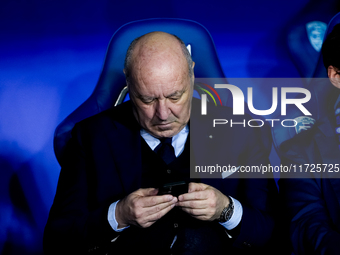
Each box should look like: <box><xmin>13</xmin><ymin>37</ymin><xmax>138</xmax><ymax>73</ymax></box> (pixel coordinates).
<box><xmin>123</xmin><ymin>69</ymin><xmax>129</xmax><ymax>89</ymax></box>
<box><xmin>191</xmin><ymin>62</ymin><xmax>195</xmax><ymax>80</ymax></box>
<box><xmin>328</xmin><ymin>65</ymin><xmax>340</xmax><ymax>89</ymax></box>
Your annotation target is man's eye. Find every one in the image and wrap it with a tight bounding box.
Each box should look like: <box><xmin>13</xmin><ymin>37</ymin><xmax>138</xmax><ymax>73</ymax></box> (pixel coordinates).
<box><xmin>141</xmin><ymin>98</ymin><xmax>154</xmax><ymax>104</ymax></box>
<box><xmin>169</xmin><ymin>96</ymin><xmax>180</xmax><ymax>101</ymax></box>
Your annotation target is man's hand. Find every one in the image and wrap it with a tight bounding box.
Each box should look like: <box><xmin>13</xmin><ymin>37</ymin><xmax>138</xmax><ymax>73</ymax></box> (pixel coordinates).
<box><xmin>115</xmin><ymin>188</ymin><xmax>177</xmax><ymax>228</ymax></box>
<box><xmin>176</xmin><ymin>182</ymin><xmax>229</xmax><ymax>221</ymax></box>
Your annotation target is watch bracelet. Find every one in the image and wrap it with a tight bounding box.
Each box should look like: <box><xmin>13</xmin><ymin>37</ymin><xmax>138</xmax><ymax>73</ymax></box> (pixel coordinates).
<box><xmin>218</xmin><ymin>196</ymin><xmax>234</xmax><ymax>222</ymax></box>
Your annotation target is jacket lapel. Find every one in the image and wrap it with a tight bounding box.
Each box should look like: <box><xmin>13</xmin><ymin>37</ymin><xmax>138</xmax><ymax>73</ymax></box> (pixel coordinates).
<box><xmin>106</xmin><ymin>102</ymin><xmax>142</xmax><ymax>195</ymax></box>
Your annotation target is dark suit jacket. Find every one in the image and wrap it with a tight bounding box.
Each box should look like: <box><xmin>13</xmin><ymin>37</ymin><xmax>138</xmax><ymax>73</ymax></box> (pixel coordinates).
<box><xmin>280</xmin><ymin>115</ymin><xmax>340</xmax><ymax>255</ymax></box>
<box><xmin>44</xmin><ymin>99</ymin><xmax>279</xmax><ymax>254</ymax></box>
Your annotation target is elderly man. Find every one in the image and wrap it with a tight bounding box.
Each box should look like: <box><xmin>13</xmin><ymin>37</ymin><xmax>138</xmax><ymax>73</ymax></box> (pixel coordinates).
<box><xmin>280</xmin><ymin>24</ymin><xmax>340</xmax><ymax>255</ymax></box>
<box><xmin>44</xmin><ymin>32</ymin><xmax>278</xmax><ymax>255</ymax></box>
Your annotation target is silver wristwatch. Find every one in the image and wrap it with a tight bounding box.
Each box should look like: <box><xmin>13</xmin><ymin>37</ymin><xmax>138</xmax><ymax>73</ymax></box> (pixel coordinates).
<box><xmin>218</xmin><ymin>196</ymin><xmax>234</xmax><ymax>223</ymax></box>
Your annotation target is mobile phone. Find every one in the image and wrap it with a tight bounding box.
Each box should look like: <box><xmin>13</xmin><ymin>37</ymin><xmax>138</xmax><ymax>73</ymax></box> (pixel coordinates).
<box><xmin>158</xmin><ymin>181</ymin><xmax>188</xmax><ymax>197</ymax></box>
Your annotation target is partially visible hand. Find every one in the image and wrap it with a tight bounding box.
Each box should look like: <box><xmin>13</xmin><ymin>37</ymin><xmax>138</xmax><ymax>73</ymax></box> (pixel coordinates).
<box><xmin>116</xmin><ymin>188</ymin><xmax>177</xmax><ymax>228</ymax></box>
<box><xmin>176</xmin><ymin>182</ymin><xmax>229</xmax><ymax>221</ymax></box>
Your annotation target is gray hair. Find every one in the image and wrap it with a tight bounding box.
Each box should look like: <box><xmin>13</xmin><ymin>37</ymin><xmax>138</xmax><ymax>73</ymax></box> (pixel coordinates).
<box><xmin>124</xmin><ymin>33</ymin><xmax>194</xmax><ymax>85</ymax></box>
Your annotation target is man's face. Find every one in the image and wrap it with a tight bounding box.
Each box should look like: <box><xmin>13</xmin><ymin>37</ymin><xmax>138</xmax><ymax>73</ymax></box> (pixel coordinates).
<box><xmin>328</xmin><ymin>65</ymin><xmax>340</xmax><ymax>89</ymax></box>
<box><xmin>128</xmin><ymin>57</ymin><xmax>194</xmax><ymax>138</ymax></box>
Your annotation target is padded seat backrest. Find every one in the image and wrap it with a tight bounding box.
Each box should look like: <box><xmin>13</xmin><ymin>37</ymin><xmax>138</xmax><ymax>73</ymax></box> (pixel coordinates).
<box><xmin>273</xmin><ymin>12</ymin><xmax>340</xmax><ymax>156</ymax></box>
<box><xmin>54</xmin><ymin>18</ymin><xmax>230</xmax><ymax>165</ymax></box>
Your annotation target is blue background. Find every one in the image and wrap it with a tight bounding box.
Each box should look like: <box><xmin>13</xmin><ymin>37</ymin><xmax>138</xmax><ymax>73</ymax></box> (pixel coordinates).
<box><xmin>0</xmin><ymin>0</ymin><xmax>338</xmax><ymax>254</ymax></box>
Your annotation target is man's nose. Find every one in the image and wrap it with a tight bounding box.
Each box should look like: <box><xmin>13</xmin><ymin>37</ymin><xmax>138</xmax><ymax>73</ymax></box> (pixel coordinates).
<box><xmin>155</xmin><ymin>99</ymin><xmax>170</xmax><ymax>120</ymax></box>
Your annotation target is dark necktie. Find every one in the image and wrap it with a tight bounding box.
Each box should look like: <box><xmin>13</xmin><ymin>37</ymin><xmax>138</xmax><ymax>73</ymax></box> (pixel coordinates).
<box><xmin>155</xmin><ymin>137</ymin><xmax>176</xmax><ymax>164</ymax></box>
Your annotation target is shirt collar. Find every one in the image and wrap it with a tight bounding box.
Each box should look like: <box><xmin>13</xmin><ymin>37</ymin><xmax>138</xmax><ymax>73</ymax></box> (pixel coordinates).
<box><xmin>140</xmin><ymin>125</ymin><xmax>189</xmax><ymax>157</ymax></box>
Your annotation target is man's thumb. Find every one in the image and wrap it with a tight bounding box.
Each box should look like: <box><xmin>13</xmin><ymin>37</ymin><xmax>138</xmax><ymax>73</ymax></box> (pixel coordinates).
<box><xmin>188</xmin><ymin>182</ymin><xmax>207</xmax><ymax>193</ymax></box>
<box><xmin>139</xmin><ymin>187</ymin><xmax>159</xmax><ymax>196</ymax></box>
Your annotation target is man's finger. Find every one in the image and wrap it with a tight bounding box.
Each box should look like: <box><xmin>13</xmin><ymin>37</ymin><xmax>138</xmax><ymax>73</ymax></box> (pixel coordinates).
<box><xmin>188</xmin><ymin>182</ymin><xmax>208</xmax><ymax>193</ymax></box>
<box><xmin>145</xmin><ymin>197</ymin><xmax>178</xmax><ymax>215</ymax></box>
<box><xmin>180</xmin><ymin>207</ymin><xmax>207</xmax><ymax>217</ymax></box>
<box><xmin>178</xmin><ymin>190</ymin><xmax>209</xmax><ymax>202</ymax></box>
<box><xmin>141</xmin><ymin>194</ymin><xmax>176</xmax><ymax>207</ymax></box>
<box><xmin>142</xmin><ymin>200</ymin><xmax>177</xmax><ymax>223</ymax></box>
<box><xmin>176</xmin><ymin>199</ymin><xmax>207</xmax><ymax>209</ymax></box>
<box><xmin>135</xmin><ymin>187</ymin><xmax>159</xmax><ymax>197</ymax></box>
<box><xmin>181</xmin><ymin>207</ymin><xmax>215</xmax><ymax>221</ymax></box>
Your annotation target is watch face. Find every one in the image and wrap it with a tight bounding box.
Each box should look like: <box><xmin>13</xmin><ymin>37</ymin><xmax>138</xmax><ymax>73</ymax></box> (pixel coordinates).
<box><xmin>219</xmin><ymin>196</ymin><xmax>234</xmax><ymax>222</ymax></box>
<box><xmin>225</xmin><ymin>209</ymin><xmax>233</xmax><ymax>221</ymax></box>
<box><xmin>219</xmin><ymin>207</ymin><xmax>229</xmax><ymax>222</ymax></box>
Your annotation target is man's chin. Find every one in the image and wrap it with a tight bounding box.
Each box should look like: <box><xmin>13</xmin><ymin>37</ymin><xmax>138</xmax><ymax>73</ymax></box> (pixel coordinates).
<box><xmin>149</xmin><ymin>126</ymin><xmax>179</xmax><ymax>138</ymax></box>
